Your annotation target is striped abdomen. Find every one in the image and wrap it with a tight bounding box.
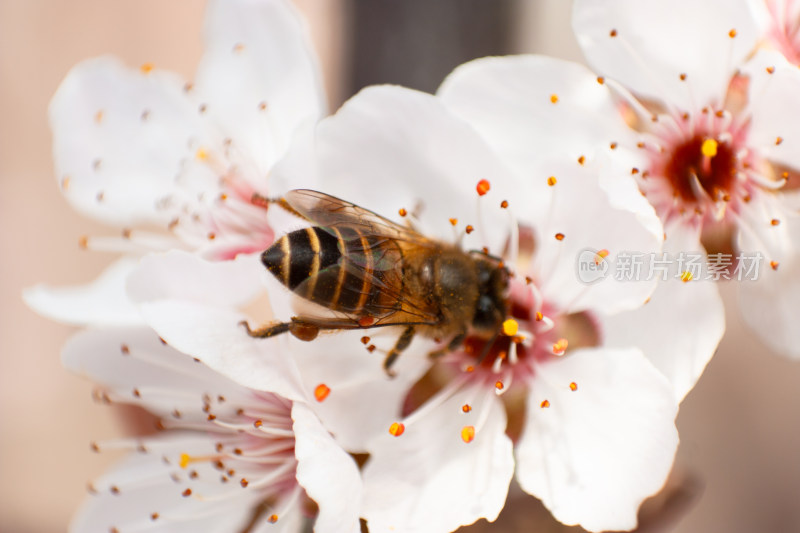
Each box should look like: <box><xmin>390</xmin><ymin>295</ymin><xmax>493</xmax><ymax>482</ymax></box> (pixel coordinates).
<box><xmin>261</xmin><ymin>226</ymin><xmax>402</xmax><ymax>315</ymax></box>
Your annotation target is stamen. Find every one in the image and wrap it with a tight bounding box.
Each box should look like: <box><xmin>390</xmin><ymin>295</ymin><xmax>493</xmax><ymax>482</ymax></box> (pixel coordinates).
<box><xmin>476</xmin><ymin>179</ymin><xmax>491</xmax><ymax>196</ymax></box>
<box><xmin>388</xmin><ymin>422</ymin><xmax>405</xmax><ymax>437</ymax></box>
<box><xmin>314</xmin><ymin>384</ymin><xmax>330</xmax><ymax>402</ymax></box>
<box><xmin>540</xmin><ymin>399</ymin><xmax>550</xmax><ymax>408</ymax></box>
<box><xmin>461</xmin><ymin>425</ymin><xmax>476</xmax><ymax>443</ymax></box>
<box><xmin>501</xmin><ymin>319</ymin><xmax>519</xmax><ymax>336</ymax></box>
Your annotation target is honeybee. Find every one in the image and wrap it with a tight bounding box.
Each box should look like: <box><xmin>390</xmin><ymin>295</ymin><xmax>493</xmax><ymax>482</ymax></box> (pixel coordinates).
<box><xmin>242</xmin><ymin>189</ymin><xmax>510</xmax><ymax>374</ymax></box>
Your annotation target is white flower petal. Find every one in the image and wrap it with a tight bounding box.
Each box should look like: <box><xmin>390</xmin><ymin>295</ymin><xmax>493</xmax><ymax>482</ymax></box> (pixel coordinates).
<box><xmin>272</xmin><ymin>85</ymin><xmax>528</xmax><ymax>256</ymax></box>
<box><xmin>518</xmin><ymin>347</ymin><xmax>679</xmax><ymax>532</ymax></box>
<box><xmin>361</xmin><ymin>384</ymin><xmax>514</xmax><ymax>533</ymax></box>
<box><xmin>438</xmin><ymin>55</ymin><xmax>636</xmax><ymax>180</ymax></box>
<box><xmin>71</xmin><ymin>434</ymin><xmax>300</xmax><ymax>533</ymax></box>
<box><xmin>127</xmin><ymin>250</ymin><xmax>265</xmax><ymax>308</ymax></box>
<box><xmin>62</xmin><ymin>326</ymin><xmax>255</xmax><ymax>417</ymax></box>
<box><xmin>573</xmin><ymin>0</ymin><xmax>762</xmax><ymax>109</ymax></box>
<box><xmin>742</xmin><ymin>49</ymin><xmax>800</xmax><ymax>170</ymax></box>
<box><xmin>194</xmin><ymin>0</ymin><xmax>325</xmax><ymax>178</ymax></box>
<box><xmin>530</xmin><ymin>158</ymin><xmax>662</xmax><ymax>315</ymax></box>
<box><xmin>739</xmin><ymin>215</ymin><xmax>800</xmax><ymax>358</ymax></box>
<box><xmin>602</xmin><ymin>220</ymin><xmax>724</xmax><ymax>402</ymax></box>
<box><xmin>138</xmin><ymin>300</ymin><xmax>305</xmax><ymax>401</ymax></box>
<box><xmin>288</xmin><ymin>328</ymin><xmax>432</xmax><ymax>452</ymax></box>
<box><xmin>50</xmin><ymin>56</ymin><xmax>208</xmax><ymax>227</ymax></box>
<box><xmin>292</xmin><ymin>402</ymin><xmax>362</xmax><ymax>533</ymax></box>
<box><xmin>23</xmin><ymin>257</ymin><xmax>143</xmax><ymax>326</ymax></box>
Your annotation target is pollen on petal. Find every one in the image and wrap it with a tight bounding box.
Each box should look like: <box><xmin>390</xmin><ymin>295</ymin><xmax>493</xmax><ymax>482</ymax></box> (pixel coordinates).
<box><xmin>182</xmin><ymin>488</ymin><xmax>192</xmax><ymax>497</ymax></box>
<box><xmin>502</xmin><ymin>319</ymin><xmax>519</xmax><ymax>336</ymax></box>
<box><xmin>597</xmin><ymin>76</ymin><xmax>605</xmax><ymax>84</ymax></box>
<box><xmin>701</xmin><ymin>138</ymin><xmax>718</xmax><ymax>158</ymax></box>
<box><xmin>569</xmin><ymin>382</ymin><xmax>578</xmax><ymax>391</ymax></box>
<box><xmin>609</xmin><ymin>29</ymin><xmax>618</xmax><ymax>37</ymax></box>
<box><xmin>240</xmin><ymin>478</ymin><xmax>249</xmax><ymax>488</ymax></box>
<box><xmin>461</xmin><ymin>425</ymin><xmax>475</xmax><ymax>443</ymax></box>
<box><xmin>398</xmin><ymin>207</ymin><xmax>407</xmax><ymax>217</ymax></box>
<box><xmin>179</xmin><ymin>453</ymin><xmax>191</xmax><ymax>469</ymax></box>
<box><xmin>361</xmin><ymin>336</ymin><xmax>370</xmax><ymax>344</ymax></box>
<box><xmin>547</xmin><ymin>176</ymin><xmax>557</xmax><ymax>186</ymax></box>
<box><xmin>577</xmin><ymin>155</ymin><xmax>586</xmax><ymax>165</ymax></box>
<box><xmin>462</xmin><ymin>404</ymin><xmax>472</xmax><ymax>413</ymax></box>
<box><xmin>476</xmin><ymin>179</ymin><xmax>491</xmax><ymax>196</ymax></box>
<box><xmin>771</xmin><ymin>218</ymin><xmax>781</xmax><ymax>226</ymax></box>
<box><xmin>465</xmin><ymin>225</ymin><xmax>474</xmax><ymax>234</ymax></box>
<box><xmin>550</xmin><ymin>94</ymin><xmax>559</xmax><ymax>104</ymax></box>
<box><xmin>555</xmin><ymin>232</ymin><xmax>565</xmax><ymax>241</ymax></box>
<box><xmin>729</xmin><ymin>28</ymin><xmax>737</xmax><ymax>38</ymax></box>
<box><xmin>770</xmin><ymin>261</ymin><xmax>779</xmax><ymax>270</ymax></box>
<box><xmin>495</xmin><ymin>381</ymin><xmax>504</xmax><ymax>392</ymax></box>
<box><xmin>535</xmin><ymin>311</ymin><xmax>543</xmax><ymax>321</ymax></box>
<box><xmin>268</xmin><ymin>515</ymin><xmax>279</xmax><ymax>524</ymax></box>
<box><xmin>541</xmin><ymin>399</ymin><xmax>550</xmax><ymax>408</ymax></box>
<box><xmin>449</xmin><ymin>217</ymin><xmax>458</xmax><ymax>226</ymax></box>
<box><xmin>767</xmin><ymin>66</ymin><xmax>776</xmax><ymax>74</ymax></box>
<box><xmin>314</xmin><ymin>384</ymin><xmax>330</xmax><ymax>402</ymax></box>
<box><xmin>389</xmin><ymin>422</ymin><xmax>405</xmax><ymax>437</ymax></box>
<box><xmin>500</xmin><ymin>200</ymin><xmax>509</xmax><ymax>208</ymax></box>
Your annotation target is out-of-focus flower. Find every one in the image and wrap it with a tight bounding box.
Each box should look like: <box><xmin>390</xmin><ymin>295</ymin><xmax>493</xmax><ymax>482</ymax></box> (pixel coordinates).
<box><xmin>130</xmin><ymin>85</ymin><xmax>680</xmax><ymax>533</ymax></box>
<box><xmin>63</xmin><ymin>326</ymin><xmax>361</xmax><ymax>533</ymax></box>
<box><xmin>25</xmin><ymin>0</ymin><xmax>324</xmax><ymax>326</ymax></box>
<box><xmin>761</xmin><ymin>0</ymin><xmax>800</xmax><ymax>65</ymax></box>
<box><xmin>440</xmin><ymin>0</ymin><xmax>800</xmax><ymax>363</ymax></box>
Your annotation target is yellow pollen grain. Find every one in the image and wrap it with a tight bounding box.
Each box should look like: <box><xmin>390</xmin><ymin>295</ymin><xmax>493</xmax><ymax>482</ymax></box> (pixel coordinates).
<box><xmin>465</xmin><ymin>225</ymin><xmax>474</xmax><ymax>234</ymax></box>
<box><xmin>680</xmin><ymin>73</ymin><xmax>687</xmax><ymax>81</ymax></box>
<box><xmin>140</xmin><ymin>62</ymin><xmax>154</xmax><ymax>74</ymax></box>
<box><xmin>569</xmin><ymin>382</ymin><xmax>578</xmax><ymax>391</ymax></box>
<box><xmin>502</xmin><ymin>319</ymin><xmax>519</xmax><ymax>336</ymax></box>
<box><xmin>535</xmin><ymin>311</ymin><xmax>543</xmax><ymax>321</ymax></box>
<box><xmin>389</xmin><ymin>422</ymin><xmax>405</xmax><ymax>437</ymax></box>
<box><xmin>680</xmin><ymin>271</ymin><xmax>694</xmax><ymax>282</ymax></box>
<box><xmin>771</xmin><ymin>218</ymin><xmax>781</xmax><ymax>226</ymax></box>
<box><xmin>729</xmin><ymin>28</ymin><xmax>737</xmax><ymax>38</ymax></box>
<box><xmin>771</xmin><ymin>260</ymin><xmax>779</xmax><ymax>270</ymax></box>
<box><xmin>547</xmin><ymin>176</ymin><xmax>557</xmax><ymax>186</ymax></box>
<box><xmin>776</xmin><ymin>136</ymin><xmax>784</xmax><ymax>145</ymax></box>
<box><xmin>550</xmin><ymin>94</ymin><xmax>559</xmax><ymax>104</ymax></box>
<box><xmin>767</xmin><ymin>66</ymin><xmax>776</xmax><ymax>74</ymax></box>
<box><xmin>462</xmin><ymin>404</ymin><xmax>472</xmax><ymax>413</ymax></box>
<box><xmin>540</xmin><ymin>399</ymin><xmax>550</xmax><ymax>408</ymax></box>
<box><xmin>495</xmin><ymin>381</ymin><xmax>504</xmax><ymax>391</ymax></box>
<box><xmin>179</xmin><ymin>453</ymin><xmax>191</xmax><ymax>468</ymax></box>
<box><xmin>597</xmin><ymin>76</ymin><xmax>605</xmax><ymax>84</ymax></box>
<box><xmin>268</xmin><ymin>515</ymin><xmax>279</xmax><ymax>524</ymax></box>
<box><xmin>398</xmin><ymin>207</ymin><xmax>407</xmax><ymax>217</ymax></box>
<box><xmin>461</xmin><ymin>425</ymin><xmax>476</xmax><ymax>443</ymax></box>
<box><xmin>476</xmin><ymin>179</ymin><xmax>491</xmax><ymax>196</ymax></box>
<box><xmin>701</xmin><ymin>138</ymin><xmax>718</xmax><ymax>158</ymax></box>
<box><xmin>578</xmin><ymin>155</ymin><xmax>586</xmax><ymax>165</ymax></box>
<box><xmin>449</xmin><ymin>218</ymin><xmax>458</xmax><ymax>226</ymax></box>
<box><xmin>500</xmin><ymin>200</ymin><xmax>508</xmax><ymax>209</ymax></box>
<box><xmin>555</xmin><ymin>232</ymin><xmax>565</xmax><ymax>241</ymax></box>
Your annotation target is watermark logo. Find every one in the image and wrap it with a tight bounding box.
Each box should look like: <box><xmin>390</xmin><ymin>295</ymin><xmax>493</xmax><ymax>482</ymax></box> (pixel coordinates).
<box><xmin>576</xmin><ymin>248</ymin><xmax>610</xmax><ymax>284</ymax></box>
<box><xmin>575</xmin><ymin>250</ymin><xmax>763</xmax><ymax>284</ymax></box>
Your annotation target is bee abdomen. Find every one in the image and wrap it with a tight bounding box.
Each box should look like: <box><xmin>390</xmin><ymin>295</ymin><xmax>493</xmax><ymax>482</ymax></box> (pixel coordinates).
<box><xmin>261</xmin><ymin>227</ymin><xmax>340</xmax><ymax>290</ymax></box>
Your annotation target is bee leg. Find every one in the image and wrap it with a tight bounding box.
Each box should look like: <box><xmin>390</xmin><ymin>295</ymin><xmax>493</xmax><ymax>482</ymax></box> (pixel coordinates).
<box><xmin>251</xmin><ymin>193</ymin><xmax>309</xmax><ymax>221</ymax></box>
<box><xmin>383</xmin><ymin>325</ymin><xmax>416</xmax><ymax>377</ymax></box>
<box><xmin>239</xmin><ymin>320</ymin><xmax>291</xmax><ymax>338</ymax></box>
<box><xmin>428</xmin><ymin>331</ymin><xmax>467</xmax><ymax>359</ymax></box>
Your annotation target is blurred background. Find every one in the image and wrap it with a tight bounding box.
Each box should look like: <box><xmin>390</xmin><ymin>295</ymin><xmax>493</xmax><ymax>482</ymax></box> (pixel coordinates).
<box><xmin>1</xmin><ymin>1</ymin><xmax>799</xmax><ymax>531</ymax></box>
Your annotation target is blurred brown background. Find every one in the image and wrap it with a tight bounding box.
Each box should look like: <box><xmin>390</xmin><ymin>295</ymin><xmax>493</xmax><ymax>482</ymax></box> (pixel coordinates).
<box><xmin>1</xmin><ymin>1</ymin><xmax>798</xmax><ymax>532</ymax></box>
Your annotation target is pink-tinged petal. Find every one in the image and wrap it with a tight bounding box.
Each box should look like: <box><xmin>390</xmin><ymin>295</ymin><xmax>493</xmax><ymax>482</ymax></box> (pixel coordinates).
<box><xmin>50</xmin><ymin>56</ymin><xmax>210</xmax><ymax>227</ymax></box>
<box><xmin>438</xmin><ymin>55</ymin><xmax>637</xmax><ymax>184</ymax></box>
<box><xmin>739</xmin><ymin>215</ymin><xmax>800</xmax><ymax>358</ymax></box>
<box><xmin>361</xmin><ymin>384</ymin><xmax>514</xmax><ymax>533</ymax></box>
<box><xmin>518</xmin><ymin>347</ymin><xmax>678</xmax><ymax>532</ymax></box>
<box><xmin>288</xmin><ymin>328</ymin><xmax>433</xmax><ymax>452</ymax></box>
<box><xmin>71</xmin><ymin>434</ymin><xmax>302</xmax><ymax>533</ymax></box>
<box><xmin>272</xmin><ymin>85</ymin><xmax>528</xmax><ymax>257</ymax></box>
<box><xmin>603</xmin><ymin>221</ymin><xmax>725</xmax><ymax>402</ymax></box>
<box><xmin>23</xmin><ymin>257</ymin><xmax>143</xmax><ymax>326</ymax></box>
<box><xmin>292</xmin><ymin>402</ymin><xmax>362</xmax><ymax>533</ymax></box>
<box><xmin>741</xmin><ymin>49</ymin><xmax>800</xmax><ymax>169</ymax></box>
<box><xmin>573</xmin><ymin>0</ymin><xmax>761</xmax><ymax>110</ymax></box>
<box><xmin>62</xmin><ymin>327</ymin><xmax>255</xmax><ymax>418</ymax></box>
<box><xmin>138</xmin><ymin>300</ymin><xmax>305</xmax><ymax>401</ymax></box>
<box><xmin>127</xmin><ymin>250</ymin><xmax>265</xmax><ymax>308</ymax></box>
<box><xmin>194</xmin><ymin>0</ymin><xmax>325</xmax><ymax>179</ymax></box>
<box><xmin>530</xmin><ymin>158</ymin><xmax>662</xmax><ymax>315</ymax></box>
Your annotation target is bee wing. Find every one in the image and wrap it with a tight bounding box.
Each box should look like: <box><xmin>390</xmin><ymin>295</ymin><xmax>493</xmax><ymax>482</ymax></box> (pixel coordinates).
<box><xmin>285</xmin><ymin>189</ymin><xmax>431</xmax><ymax>245</ymax></box>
